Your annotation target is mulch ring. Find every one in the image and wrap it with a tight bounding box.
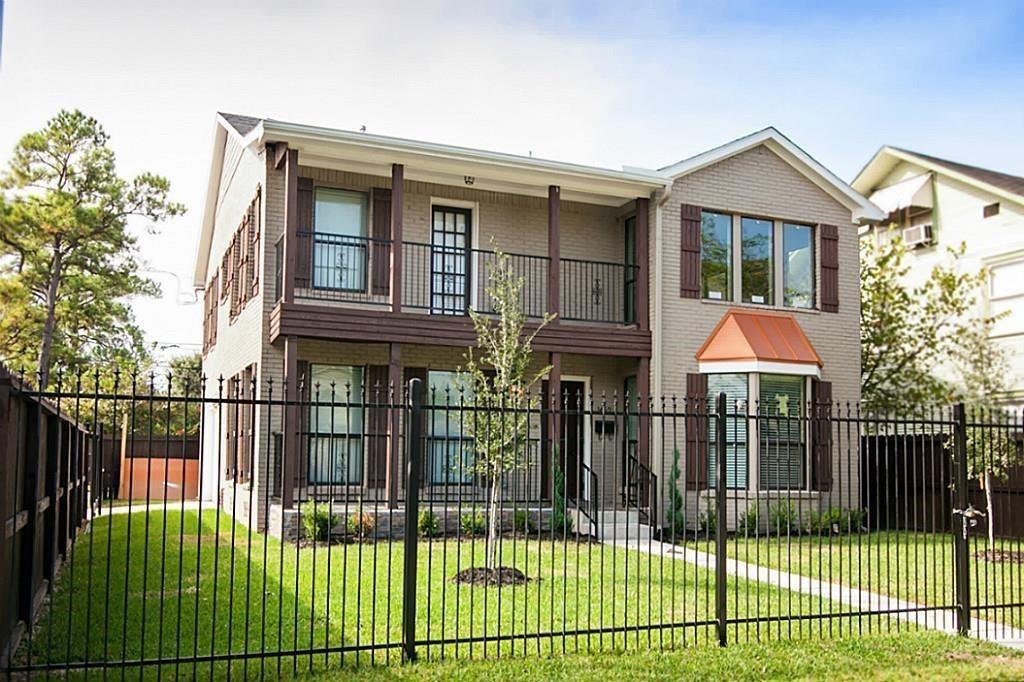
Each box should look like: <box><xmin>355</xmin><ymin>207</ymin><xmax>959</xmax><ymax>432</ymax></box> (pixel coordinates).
<box><xmin>451</xmin><ymin>566</ymin><xmax>532</xmax><ymax>586</ymax></box>
<box><xmin>973</xmin><ymin>549</ymin><xmax>1024</xmax><ymax>564</ymax></box>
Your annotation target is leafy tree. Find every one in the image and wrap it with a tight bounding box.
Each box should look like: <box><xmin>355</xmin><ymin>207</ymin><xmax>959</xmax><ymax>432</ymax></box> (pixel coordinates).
<box><xmin>0</xmin><ymin>110</ymin><xmax>184</xmax><ymax>387</ymax></box>
<box><xmin>459</xmin><ymin>251</ymin><xmax>554</xmax><ymax>572</ymax></box>
<box><xmin>953</xmin><ymin>314</ymin><xmax>1020</xmax><ymax>550</ymax></box>
<box><xmin>860</xmin><ymin>230</ymin><xmax>989</xmax><ymax>413</ymax></box>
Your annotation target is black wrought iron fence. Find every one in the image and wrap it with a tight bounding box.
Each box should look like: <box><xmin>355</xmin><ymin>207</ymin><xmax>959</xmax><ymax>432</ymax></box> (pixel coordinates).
<box><xmin>2</xmin><ymin>370</ymin><xmax>1023</xmax><ymax>679</ymax></box>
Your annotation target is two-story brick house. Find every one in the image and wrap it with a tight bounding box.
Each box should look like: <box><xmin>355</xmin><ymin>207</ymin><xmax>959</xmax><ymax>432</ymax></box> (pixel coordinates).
<box><xmin>194</xmin><ymin>114</ymin><xmax>881</xmax><ymax>535</ymax></box>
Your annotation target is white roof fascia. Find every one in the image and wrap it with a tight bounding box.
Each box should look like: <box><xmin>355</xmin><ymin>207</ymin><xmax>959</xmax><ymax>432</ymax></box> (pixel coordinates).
<box><xmin>661</xmin><ymin>127</ymin><xmax>885</xmax><ymax>223</ymax></box>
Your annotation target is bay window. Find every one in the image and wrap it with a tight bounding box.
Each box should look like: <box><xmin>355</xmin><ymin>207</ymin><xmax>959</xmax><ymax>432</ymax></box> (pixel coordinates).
<box><xmin>308</xmin><ymin>364</ymin><xmax>364</xmax><ymax>485</ymax></box>
<box><xmin>758</xmin><ymin>374</ymin><xmax>807</xmax><ymax>490</ymax></box>
<box><xmin>707</xmin><ymin>373</ymin><xmax>748</xmax><ymax>489</ymax></box>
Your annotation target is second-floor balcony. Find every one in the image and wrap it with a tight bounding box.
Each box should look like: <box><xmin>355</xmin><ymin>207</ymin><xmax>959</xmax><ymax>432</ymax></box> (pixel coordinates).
<box><xmin>277</xmin><ymin>232</ymin><xmax>639</xmax><ymax>326</ymax></box>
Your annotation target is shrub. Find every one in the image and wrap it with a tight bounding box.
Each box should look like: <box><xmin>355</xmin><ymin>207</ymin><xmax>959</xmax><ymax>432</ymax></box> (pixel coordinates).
<box><xmin>513</xmin><ymin>509</ymin><xmax>536</xmax><ymax>535</ymax></box>
<box><xmin>806</xmin><ymin>507</ymin><xmax>868</xmax><ymax>535</ymax></box>
<box><xmin>768</xmin><ymin>501</ymin><xmax>798</xmax><ymax>536</ymax></box>
<box><xmin>738</xmin><ymin>506</ymin><xmax>760</xmax><ymax>536</ymax></box>
<box><xmin>301</xmin><ymin>500</ymin><xmax>338</xmax><ymax>542</ymax></box>
<box><xmin>551</xmin><ymin>464</ymin><xmax>574</xmax><ymax>535</ymax></box>
<box><xmin>665</xmin><ymin>448</ymin><xmax>686</xmax><ymax>539</ymax></box>
<box><xmin>346</xmin><ymin>509</ymin><xmax>375</xmax><ymax>539</ymax></box>
<box><xmin>460</xmin><ymin>508</ymin><xmax>487</xmax><ymax>537</ymax></box>
<box><xmin>698</xmin><ymin>499</ymin><xmax>716</xmax><ymax>537</ymax></box>
<box><xmin>418</xmin><ymin>509</ymin><xmax>440</xmax><ymax>538</ymax></box>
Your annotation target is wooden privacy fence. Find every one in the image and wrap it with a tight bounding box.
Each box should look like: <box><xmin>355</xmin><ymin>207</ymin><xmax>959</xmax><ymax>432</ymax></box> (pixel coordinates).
<box><xmin>0</xmin><ymin>366</ymin><xmax>96</xmax><ymax>668</ymax></box>
<box><xmin>99</xmin><ymin>435</ymin><xmax>200</xmax><ymax>501</ymax></box>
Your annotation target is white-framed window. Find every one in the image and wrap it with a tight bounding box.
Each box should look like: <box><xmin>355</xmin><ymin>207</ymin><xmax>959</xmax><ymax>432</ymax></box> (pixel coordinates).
<box><xmin>427</xmin><ymin>370</ymin><xmax>475</xmax><ymax>484</ymax></box>
<box><xmin>313</xmin><ymin>188</ymin><xmax>369</xmax><ymax>291</ymax></box>
<box><xmin>700</xmin><ymin>213</ymin><xmax>817</xmax><ymax>310</ymax></box>
<box><xmin>705</xmin><ymin>372</ymin><xmax>812</xmax><ymax>492</ymax></box>
<box><xmin>988</xmin><ymin>258</ymin><xmax>1024</xmax><ymax>337</ymax></box>
<box><xmin>307</xmin><ymin>364</ymin><xmax>364</xmax><ymax>485</ymax></box>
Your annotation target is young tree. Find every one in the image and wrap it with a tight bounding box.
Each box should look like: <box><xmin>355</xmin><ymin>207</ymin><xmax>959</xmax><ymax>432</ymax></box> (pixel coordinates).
<box><xmin>953</xmin><ymin>314</ymin><xmax>1020</xmax><ymax>550</ymax></box>
<box><xmin>860</xmin><ymin>230</ymin><xmax>988</xmax><ymax>413</ymax></box>
<box><xmin>459</xmin><ymin>252</ymin><xmax>554</xmax><ymax>573</ymax></box>
<box><xmin>0</xmin><ymin>110</ymin><xmax>184</xmax><ymax>386</ymax></box>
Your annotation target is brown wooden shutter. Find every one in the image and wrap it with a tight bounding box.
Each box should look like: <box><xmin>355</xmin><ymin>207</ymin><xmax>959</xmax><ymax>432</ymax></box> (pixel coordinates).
<box><xmin>364</xmin><ymin>365</ymin><xmax>390</xmax><ymax>488</ymax></box>
<box><xmin>238</xmin><ymin>221</ymin><xmax>250</xmax><ymax>307</ymax></box>
<box><xmin>296</xmin><ymin>359</ymin><xmax>311</xmax><ymax>488</ymax></box>
<box><xmin>680</xmin><ymin>204</ymin><xmax>702</xmax><ymax>299</ymax></box>
<box><xmin>811</xmin><ymin>380</ymin><xmax>833</xmax><ymax>491</ymax></box>
<box><xmin>371</xmin><ymin>188</ymin><xmax>392</xmax><ymax>296</ymax></box>
<box><xmin>296</xmin><ymin>178</ymin><xmax>314</xmax><ymax>290</ymax></box>
<box><xmin>250</xmin><ymin>191</ymin><xmax>261</xmax><ymax>295</ymax></box>
<box><xmin>685</xmin><ymin>373</ymin><xmax>709</xmax><ymax>490</ymax></box>
<box><xmin>819</xmin><ymin>224</ymin><xmax>839</xmax><ymax>313</ymax></box>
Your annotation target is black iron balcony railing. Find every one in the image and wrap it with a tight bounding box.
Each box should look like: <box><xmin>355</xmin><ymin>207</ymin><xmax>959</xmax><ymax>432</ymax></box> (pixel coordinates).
<box><xmin>289</xmin><ymin>231</ymin><xmax>639</xmax><ymax>325</ymax></box>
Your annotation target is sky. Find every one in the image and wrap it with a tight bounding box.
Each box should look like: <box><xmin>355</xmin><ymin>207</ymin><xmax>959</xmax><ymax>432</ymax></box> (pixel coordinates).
<box><xmin>1</xmin><ymin>0</ymin><xmax>1022</xmax><ymax>362</ymax></box>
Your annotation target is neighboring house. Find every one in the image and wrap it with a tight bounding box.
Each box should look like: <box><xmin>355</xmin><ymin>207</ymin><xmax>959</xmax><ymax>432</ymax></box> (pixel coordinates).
<box><xmin>194</xmin><ymin>115</ymin><xmax>881</xmax><ymax>535</ymax></box>
<box><xmin>853</xmin><ymin>147</ymin><xmax>1024</xmax><ymax>410</ymax></box>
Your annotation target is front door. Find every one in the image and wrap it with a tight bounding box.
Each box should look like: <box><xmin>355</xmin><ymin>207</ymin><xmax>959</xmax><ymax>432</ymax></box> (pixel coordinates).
<box><xmin>561</xmin><ymin>381</ymin><xmax>586</xmax><ymax>501</ymax></box>
<box><xmin>431</xmin><ymin>205</ymin><xmax>471</xmax><ymax>315</ymax></box>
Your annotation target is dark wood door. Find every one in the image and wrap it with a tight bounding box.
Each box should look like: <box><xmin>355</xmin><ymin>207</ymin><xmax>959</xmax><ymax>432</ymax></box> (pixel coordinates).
<box><xmin>561</xmin><ymin>381</ymin><xmax>585</xmax><ymax>501</ymax></box>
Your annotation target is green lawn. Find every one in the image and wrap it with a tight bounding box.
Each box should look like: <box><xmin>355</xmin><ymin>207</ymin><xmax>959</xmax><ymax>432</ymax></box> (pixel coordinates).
<box><xmin>709</xmin><ymin>531</ymin><xmax>1023</xmax><ymax>629</ymax></box>
<box><xmin>324</xmin><ymin>631</ymin><xmax>1024</xmax><ymax>681</ymax></box>
<box><xmin>14</xmin><ymin>508</ymin><xmax>877</xmax><ymax>679</ymax></box>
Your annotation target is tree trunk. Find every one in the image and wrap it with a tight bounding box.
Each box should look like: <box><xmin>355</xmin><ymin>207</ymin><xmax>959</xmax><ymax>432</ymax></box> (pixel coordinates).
<box><xmin>37</xmin><ymin>246</ymin><xmax>63</xmax><ymax>389</ymax></box>
<box><xmin>985</xmin><ymin>469</ymin><xmax>995</xmax><ymax>552</ymax></box>
<box><xmin>486</xmin><ymin>473</ymin><xmax>502</xmax><ymax>571</ymax></box>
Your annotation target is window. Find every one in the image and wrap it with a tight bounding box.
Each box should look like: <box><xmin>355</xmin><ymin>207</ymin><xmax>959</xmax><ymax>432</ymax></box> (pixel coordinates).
<box><xmin>307</xmin><ymin>365</ymin><xmax>364</xmax><ymax>485</ymax></box>
<box><xmin>782</xmin><ymin>223</ymin><xmax>814</xmax><ymax>309</ymax></box>
<box><xmin>707</xmin><ymin>373</ymin><xmax>748</xmax><ymax>489</ymax></box>
<box><xmin>427</xmin><ymin>371</ymin><xmax>474</xmax><ymax>484</ymax></box>
<box><xmin>313</xmin><ymin>188</ymin><xmax>368</xmax><ymax>291</ymax></box>
<box><xmin>984</xmin><ymin>202</ymin><xmax>1000</xmax><ymax>218</ymax></box>
<box><xmin>701</xmin><ymin>211</ymin><xmax>732</xmax><ymax>301</ymax></box>
<box><xmin>741</xmin><ymin>217</ymin><xmax>773</xmax><ymax>304</ymax></box>
<box><xmin>758</xmin><ymin>374</ymin><xmax>806</xmax><ymax>490</ymax></box>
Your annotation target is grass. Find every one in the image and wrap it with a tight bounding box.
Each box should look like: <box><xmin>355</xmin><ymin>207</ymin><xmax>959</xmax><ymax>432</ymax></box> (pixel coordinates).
<box><xmin>318</xmin><ymin>631</ymin><xmax>1024</xmax><ymax>681</ymax></box>
<box><xmin>16</xmin><ymin>508</ymin><xmax>876</xmax><ymax>679</ymax></box>
<box><xmin>710</xmin><ymin>530</ymin><xmax>1023</xmax><ymax>629</ymax></box>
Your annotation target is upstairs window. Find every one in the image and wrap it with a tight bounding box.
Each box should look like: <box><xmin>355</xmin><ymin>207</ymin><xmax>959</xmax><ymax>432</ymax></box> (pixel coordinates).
<box><xmin>741</xmin><ymin>217</ymin><xmax>773</xmax><ymax>305</ymax></box>
<box><xmin>782</xmin><ymin>223</ymin><xmax>814</xmax><ymax>309</ymax></box>
<box><xmin>701</xmin><ymin>211</ymin><xmax>733</xmax><ymax>301</ymax></box>
<box><xmin>313</xmin><ymin>188</ymin><xmax>368</xmax><ymax>291</ymax></box>
<box><xmin>984</xmin><ymin>202</ymin><xmax>1000</xmax><ymax>218</ymax></box>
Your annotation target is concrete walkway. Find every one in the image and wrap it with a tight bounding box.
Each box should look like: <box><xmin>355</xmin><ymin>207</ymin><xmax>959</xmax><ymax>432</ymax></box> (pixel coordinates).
<box><xmin>608</xmin><ymin>536</ymin><xmax>1024</xmax><ymax>650</ymax></box>
<box><xmin>94</xmin><ymin>500</ymin><xmax>201</xmax><ymax>516</ymax></box>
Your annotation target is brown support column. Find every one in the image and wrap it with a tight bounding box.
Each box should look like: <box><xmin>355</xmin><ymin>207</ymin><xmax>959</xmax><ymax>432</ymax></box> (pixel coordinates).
<box><xmin>386</xmin><ymin>342</ymin><xmax>402</xmax><ymax>509</ymax></box>
<box><xmin>635</xmin><ymin>198</ymin><xmax>650</xmax><ymax>331</ymax></box>
<box><xmin>638</xmin><ymin>356</ymin><xmax>651</xmax><ymax>470</ymax></box>
<box><xmin>282</xmin><ymin>147</ymin><xmax>299</xmax><ymax>305</ymax></box>
<box><xmin>549</xmin><ymin>351</ymin><xmax>562</xmax><ymax>478</ymax></box>
<box><xmin>547</xmin><ymin>185</ymin><xmax>561</xmax><ymax>320</ymax></box>
<box><xmin>282</xmin><ymin>335</ymin><xmax>298</xmax><ymax>509</ymax></box>
<box><xmin>390</xmin><ymin>164</ymin><xmax>404</xmax><ymax>313</ymax></box>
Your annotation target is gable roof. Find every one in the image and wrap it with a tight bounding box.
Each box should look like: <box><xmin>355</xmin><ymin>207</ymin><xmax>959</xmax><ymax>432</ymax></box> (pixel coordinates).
<box><xmin>657</xmin><ymin>127</ymin><xmax>884</xmax><ymax>223</ymax></box>
<box><xmin>852</xmin><ymin>146</ymin><xmax>1024</xmax><ymax>207</ymax></box>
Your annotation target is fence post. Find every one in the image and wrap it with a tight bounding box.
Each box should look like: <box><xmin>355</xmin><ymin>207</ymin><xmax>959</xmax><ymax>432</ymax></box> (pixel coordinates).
<box><xmin>715</xmin><ymin>391</ymin><xmax>728</xmax><ymax>647</ymax></box>
<box><xmin>402</xmin><ymin>378</ymin><xmax>424</xmax><ymax>663</ymax></box>
<box><xmin>952</xmin><ymin>402</ymin><xmax>971</xmax><ymax>637</ymax></box>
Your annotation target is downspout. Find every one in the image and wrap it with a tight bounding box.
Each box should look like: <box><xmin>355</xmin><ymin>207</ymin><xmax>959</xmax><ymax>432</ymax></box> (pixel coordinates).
<box><xmin>651</xmin><ymin>181</ymin><xmax>673</xmax><ymax>500</ymax></box>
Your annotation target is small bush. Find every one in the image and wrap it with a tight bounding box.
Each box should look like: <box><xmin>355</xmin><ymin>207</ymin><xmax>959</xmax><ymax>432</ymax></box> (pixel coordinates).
<box><xmin>460</xmin><ymin>508</ymin><xmax>487</xmax><ymax>537</ymax></box>
<box><xmin>805</xmin><ymin>507</ymin><xmax>868</xmax><ymax>535</ymax></box>
<box><xmin>665</xmin><ymin>448</ymin><xmax>687</xmax><ymax>538</ymax></box>
<box><xmin>768</xmin><ymin>501</ymin><xmax>798</xmax><ymax>536</ymax></box>
<box><xmin>738</xmin><ymin>506</ymin><xmax>760</xmax><ymax>535</ymax></box>
<box><xmin>301</xmin><ymin>500</ymin><xmax>338</xmax><ymax>542</ymax></box>
<box><xmin>699</xmin><ymin>500</ymin><xmax>717</xmax><ymax>537</ymax></box>
<box><xmin>418</xmin><ymin>509</ymin><xmax>440</xmax><ymax>538</ymax></box>
<box><xmin>551</xmin><ymin>464</ymin><xmax>574</xmax><ymax>535</ymax></box>
<box><xmin>513</xmin><ymin>509</ymin><xmax>536</xmax><ymax>535</ymax></box>
<box><xmin>346</xmin><ymin>509</ymin><xmax>375</xmax><ymax>539</ymax></box>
